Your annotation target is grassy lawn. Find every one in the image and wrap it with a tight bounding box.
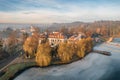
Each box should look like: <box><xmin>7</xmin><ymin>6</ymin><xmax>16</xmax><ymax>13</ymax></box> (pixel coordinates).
<box><xmin>0</xmin><ymin>62</ymin><xmax>36</xmax><ymax>80</ymax></box>
<box><xmin>0</xmin><ymin>56</ymin><xmax>81</xmax><ymax>80</ymax></box>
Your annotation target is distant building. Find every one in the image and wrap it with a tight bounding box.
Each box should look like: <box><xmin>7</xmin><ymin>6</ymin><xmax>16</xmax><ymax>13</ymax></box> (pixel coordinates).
<box><xmin>68</xmin><ymin>32</ymin><xmax>86</xmax><ymax>43</ymax></box>
<box><xmin>48</xmin><ymin>32</ymin><xmax>67</xmax><ymax>46</ymax></box>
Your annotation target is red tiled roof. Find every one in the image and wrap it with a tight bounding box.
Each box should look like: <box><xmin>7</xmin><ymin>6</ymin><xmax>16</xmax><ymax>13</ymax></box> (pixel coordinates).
<box><xmin>48</xmin><ymin>32</ymin><xmax>65</xmax><ymax>39</ymax></box>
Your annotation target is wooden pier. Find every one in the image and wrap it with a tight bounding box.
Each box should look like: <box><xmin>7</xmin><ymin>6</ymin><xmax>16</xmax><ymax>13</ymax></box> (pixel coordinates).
<box><xmin>93</xmin><ymin>50</ymin><xmax>111</xmax><ymax>56</ymax></box>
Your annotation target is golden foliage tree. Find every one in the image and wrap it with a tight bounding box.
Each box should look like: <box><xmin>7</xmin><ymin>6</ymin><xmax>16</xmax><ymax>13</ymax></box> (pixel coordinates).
<box><xmin>85</xmin><ymin>37</ymin><xmax>93</xmax><ymax>53</ymax></box>
<box><xmin>76</xmin><ymin>39</ymin><xmax>86</xmax><ymax>58</ymax></box>
<box><xmin>76</xmin><ymin>38</ymin><xmax>93</xmax><ymax>58</ymax></box>
<box><xmin>36</xmin><ymin>42</ymin><xmax>51</xmax><ymax>67</ymax></box>
<box><xmin>58</xmin><ymin>42</ymin><xmax>75</xmax><ymax>63</ymax></box>
<box><xmin>23</xmin><ymin>35</ymin><xmax>39</xmax><ymax>58</ymax></box>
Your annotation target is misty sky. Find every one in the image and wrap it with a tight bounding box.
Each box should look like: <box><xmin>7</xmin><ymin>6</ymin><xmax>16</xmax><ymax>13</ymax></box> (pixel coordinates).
<box><xmin>0</xmin><ymin>0</ymin><xmax>120</xmax><ymax>23</ymax></box>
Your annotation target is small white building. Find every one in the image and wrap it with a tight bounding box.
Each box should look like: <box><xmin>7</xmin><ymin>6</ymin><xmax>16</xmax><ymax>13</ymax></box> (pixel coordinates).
<box><xmin>68</xmin><ymin>32</ymin><xmax>86</xmax><ymax>43</ymax></box>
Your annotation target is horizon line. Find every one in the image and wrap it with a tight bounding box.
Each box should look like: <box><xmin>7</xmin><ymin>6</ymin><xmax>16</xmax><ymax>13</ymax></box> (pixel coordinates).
<box><xmin>0</xmin><ymin>20</ymin><xmax>120</xmax><ymax>24</ymax></box>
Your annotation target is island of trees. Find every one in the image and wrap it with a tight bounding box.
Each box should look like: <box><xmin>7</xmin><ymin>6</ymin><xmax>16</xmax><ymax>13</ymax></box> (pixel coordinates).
<box><xmin>24</xmin><ymin>37</ymin><xmax>93</xmax><ymax>66</ymax></box>
<box><xmin>22</xmin><ymin>26</ymin><xmax>93</xmax><ymax>67</ymax></box>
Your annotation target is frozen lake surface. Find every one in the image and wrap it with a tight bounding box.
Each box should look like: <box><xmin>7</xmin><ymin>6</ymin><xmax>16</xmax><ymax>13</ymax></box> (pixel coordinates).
<box><xmin>14</xmin><ymin>42</ymin><xmax>120</xmax><ymax>80</ymax></box>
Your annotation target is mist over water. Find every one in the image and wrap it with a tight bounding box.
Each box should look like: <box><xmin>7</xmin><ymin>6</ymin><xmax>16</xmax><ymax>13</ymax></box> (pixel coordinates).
<box><xmin>0</xmin><ymin>23</ymin><xmax>50</xmax><ymax>31</ymax></box>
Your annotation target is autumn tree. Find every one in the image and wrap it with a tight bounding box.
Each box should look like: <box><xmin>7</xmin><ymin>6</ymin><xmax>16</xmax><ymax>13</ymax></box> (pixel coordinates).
<box><xmin>76</xmin><ymin>38</ymin><xmax>93</xmax><ymax>58</ymax></box>
<box><xmin>31</xmin><ymin>27</ymin><xmax>40</xmax><ymax>37</ymax></box>
<box><xmin>60</xmin><ymin>26</ymin><xmax>68</xmax><ymax>35</ymax></box>
<box><xmin>0</xmin><ymin>38</ymin><xmax>3</xmax><ymax>50</ymax></box>
<box><xmin>23</xmin><ymin>35</ymin><xmax>39</xmax><ymax>58</ymax></box>
<box><xmin>36</xmin><ymin>42</ymin><xmax>51</xmax><ymax>67</ymax></box>
<box><xmin>58</xmin><ymin>42</ymin><xmax>75</xmax><ymax>63</ymax></box>
<box><xmin>76</xmin><ymin>39</ymin><xmax>86</xmax><ymax>58</ymax></box>
<box><xmin>23</xmin><ymin>27</ymin><xmax>40</xmax><ymax>58</ymax></box>
<box><xmin>0</xmin><ymin>38</ymin><xmax>9</xmax><ymax>60</ymax></box>
<box><xmin>5</xmin><ymin>31</ymin><xmax>18</xmax><ymax>55</ymax></box>
<box><xmin>85</xmin><ymin>37</ymin><xmax>93</xmax><ymax>53</ymax></box>
<box><xmin>0</xmin><ymin>38</ymin><xmax>3</xmax><ymax>57</ymax></box>
<box><xmin>20</xmin><ymin>32</ymin><xmax>28</xmax><ymax>45</ymax></box>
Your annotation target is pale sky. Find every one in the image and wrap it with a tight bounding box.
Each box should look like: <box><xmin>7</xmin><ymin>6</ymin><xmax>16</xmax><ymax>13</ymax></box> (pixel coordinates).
<box><xmin>0</xmin><ymin>0</ymin><xmax>120</xmax><ymax>23</ymax></box>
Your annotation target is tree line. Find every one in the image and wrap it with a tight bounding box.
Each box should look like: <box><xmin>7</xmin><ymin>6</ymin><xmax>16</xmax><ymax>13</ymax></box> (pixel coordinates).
<box><xmin>23</xmin><ymin>35</ymin><xmax>93</xmax><ymax>66</ymax></box>
<box><xmin>46</xmin><ymin>21</ymin><xmax>120</xmax><ymax>38</ymax></box>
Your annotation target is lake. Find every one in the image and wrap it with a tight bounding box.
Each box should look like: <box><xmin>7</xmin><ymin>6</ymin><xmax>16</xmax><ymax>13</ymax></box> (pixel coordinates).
<box><xmin>14</xmin><ymin>41</ymin><xmax>120</xmax><ymax>80</ymax></box>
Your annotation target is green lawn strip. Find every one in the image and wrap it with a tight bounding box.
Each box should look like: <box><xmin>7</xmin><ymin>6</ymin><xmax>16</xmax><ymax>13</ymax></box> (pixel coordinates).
<box><xmin>0</xmin><ymin>56</ymin><xmax>82</xmax><ymax>80</ymax></box>
<box><xmin>0</xmin><ymin>62</ymin><xmax>36</xmax><ymax>80</ymax></box>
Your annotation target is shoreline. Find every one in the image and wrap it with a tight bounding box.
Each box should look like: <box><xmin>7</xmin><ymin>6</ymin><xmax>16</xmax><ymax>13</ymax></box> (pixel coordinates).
<box><xmin>0</xmin><ymin>54</ymin><xmax>83</xmax><ymax>80</ymax></box>
<box><xmin>1</xmin><ymin>42</ymin><xmax>119</xmax><ymax>80</ymax></box>
<box><xmin>1</xmin><ymin>50</ymin><xmax>110</xmax><ymax>80</ymax></box>
<box><xmin>10</xmin><ymin>56</ymin><xmax>84</xmax><ymax>80</ymax></box>
<box><xmin>14</xmin><ymin>42</ymin><xmax>120</xmax><ymax>80</ymax></box>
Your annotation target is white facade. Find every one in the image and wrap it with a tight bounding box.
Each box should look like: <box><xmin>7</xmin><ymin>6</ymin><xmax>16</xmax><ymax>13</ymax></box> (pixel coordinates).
<box><xmin>48</xmin><ymin>38</ymin><xmax>66</xmax><ymax>46</ymax></box>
